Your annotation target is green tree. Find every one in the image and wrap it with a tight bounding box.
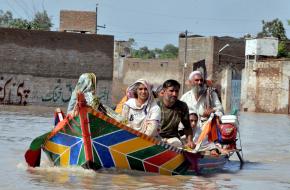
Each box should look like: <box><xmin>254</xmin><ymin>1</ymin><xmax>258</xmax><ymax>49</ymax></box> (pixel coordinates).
<box><xmin>277</xmin><ymin>41</ymin><xmax>288</xmax><ymax>57</ymax></box>
<box><xmin>257</xmin><ymin>18</ymin><xmax>287</xmax><ymax>40</ymax></box>
<box><xmin>132</xmin><ymin>46</ymin><xmax>155</xmax><ymax>59</ymax></box>
<box><xmin>32</xmin><ymin>10</ymin><xmax>53</xmax><ymax>30</ymax></box>
<box><xmin>9</xmin><ymin>18</ymin><xmax>31</xmax><ymax>29</ymax></box>
<box><xmin>160</xmin><ymin>44</ymin><xmax>178</xmax><ymax>59</ymax></box>
<box><xmin>130</xmin><ymin>41</ymin><xmax>178</xmax><ymax>59</ymax></box>
<box><xmin>257</xmin><ymin>19</ymin><xmax>289</xmax><ymax>57</ymax></box>
<box><xmin>153</xmin><ymin>48</ymin><xmax>162</xmax><ymax>58</ymax></box>
<box><xmin>0</xmin><ymin>9</ymin><xmax>53</xmax><ymax>30</ymax></box>
<box><xmin>0</xmin><ymin>10</ymin><xmax>13</xmax><ymax>27</ymax></box>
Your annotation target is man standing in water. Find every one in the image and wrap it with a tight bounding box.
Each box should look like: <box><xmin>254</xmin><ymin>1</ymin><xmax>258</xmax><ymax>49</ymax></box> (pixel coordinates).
<box><xmin>157</xmin><ymin>79</ymin><xmax>195</xmax><ymax>148</ymax></box>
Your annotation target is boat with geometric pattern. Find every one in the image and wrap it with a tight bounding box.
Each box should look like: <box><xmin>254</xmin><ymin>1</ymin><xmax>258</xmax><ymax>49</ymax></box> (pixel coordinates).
<box><xmin>25</xmin><ymin>93</ymin><xmax>236</xmax><ymax>175</ymax></box>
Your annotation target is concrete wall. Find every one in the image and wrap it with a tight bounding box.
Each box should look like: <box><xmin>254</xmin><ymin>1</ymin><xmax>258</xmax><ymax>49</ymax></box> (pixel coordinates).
<box><xmin>112</xmin><ymin>58</ymin><xmax>181</xmax><ymax>105</ymax></box>
<box><xmin>241</xmin><ymin>59</ymin><xmax>290</xmax><ymax>114</ymax></box>
<box><xmin>0</xmin><ymin>28</ymin><xmax>114</xmax><ymax>107</ymax></box>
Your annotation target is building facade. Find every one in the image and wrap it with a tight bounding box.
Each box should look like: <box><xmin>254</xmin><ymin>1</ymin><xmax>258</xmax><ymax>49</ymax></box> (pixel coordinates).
<box><xmin>0</xmin><ymin>28</ymin><xmax>114</xmax><ymax>107</ymax></box>
<box><xmin>178</xmin><ymin>35</ymin><xmax>245</xmax><ymax>113</ymax></box>
<box><xmin>59</xmin><ymin>10</ymin><xmax>97</xmax><ymax>33</ymax></box>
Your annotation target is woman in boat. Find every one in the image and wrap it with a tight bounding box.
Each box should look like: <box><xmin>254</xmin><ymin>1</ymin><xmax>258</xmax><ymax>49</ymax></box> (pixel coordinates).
<box><xmin>122</xmin><ymin>79</ymin><xmax>161</xmax><ymax>137</ymax></box>
<box><xmin>67</xmin><ymin>73</ymin><xmax>125</xmax><ymax>122</ymax></box>
<box><xmin>67</xmin><ymin>73</ymin><xmax>100</xmax><ymax>113</ymax></box>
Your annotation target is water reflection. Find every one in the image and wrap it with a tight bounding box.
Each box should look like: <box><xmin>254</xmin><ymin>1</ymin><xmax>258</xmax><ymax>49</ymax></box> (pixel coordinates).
<box><xmin>1</xmin><ymin>107</ymin><xmax>290</xmax><ymax>189</ymax></box>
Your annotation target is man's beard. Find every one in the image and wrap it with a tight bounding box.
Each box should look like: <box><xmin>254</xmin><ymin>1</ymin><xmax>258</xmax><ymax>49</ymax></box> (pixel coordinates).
<box><xmin>192</xmin><ymin>85</ymin><xmax>204</xmax><ymax>97</ymax></box>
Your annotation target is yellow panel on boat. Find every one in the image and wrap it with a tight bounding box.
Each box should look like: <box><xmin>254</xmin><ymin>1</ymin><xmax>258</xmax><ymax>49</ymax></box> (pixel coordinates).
<box><xmin>159</xmin><ymin>154</ymin><xmax>185</xmax><ymax>175</ymax></box>
<box><xmin>45</xmin><ymin>141</ymin><xmax>70</xmax><ymax>167</ymax></box>
<box><xmin>110</xmin><ymin>151</ymin><xmax>130</xmax><ymax>169</ymax></box>
<box><xmin>110</xmin><ymin>138</ymin><xmax>154</xmax><ymax>154</ymax></box>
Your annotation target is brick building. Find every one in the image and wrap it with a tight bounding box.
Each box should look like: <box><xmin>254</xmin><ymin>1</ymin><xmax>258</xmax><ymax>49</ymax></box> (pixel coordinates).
<box><xmin>241</xmin><ymin>59</ymin><xmax>290</xmax><ymax>114</ymax></box>
<box><xmin>59</xmin><ymin>10</ymin><xmax>96</xmax><ymax>33</ymax></box>
<box><xmin>241</xmin><ymin>38</ymin><xmax>290</xmax><ymax>114</ymax></box>
<box><xmin>0</xmin><ymin>28</ymin><xmax>114</xmax><ymax>107</ymax></box>
<box><xmin>179</xmin><ymin>35</ymin><xmax>245</xmax><ymax>112</ymax></box>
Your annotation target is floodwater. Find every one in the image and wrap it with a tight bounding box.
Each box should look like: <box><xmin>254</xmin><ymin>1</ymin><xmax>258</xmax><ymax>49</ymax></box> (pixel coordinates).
<box><xmin>1</xmin><ymin>105</ymin><xmax>290</xmax><ymax>190</ymax></box>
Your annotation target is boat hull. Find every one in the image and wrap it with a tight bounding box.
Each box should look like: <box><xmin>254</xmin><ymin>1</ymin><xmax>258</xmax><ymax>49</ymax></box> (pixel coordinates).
<box><xmin>42</xmin><ymin>106</ymin><xmax>228</xmax><ymax>175</ymax></box>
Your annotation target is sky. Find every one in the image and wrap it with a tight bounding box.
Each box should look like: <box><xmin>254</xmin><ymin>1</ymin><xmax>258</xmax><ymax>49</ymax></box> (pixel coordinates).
<box><xmin>1</xmin><ymin>0</ymin><xmax>290</xmax><ymax>49</ymax></box>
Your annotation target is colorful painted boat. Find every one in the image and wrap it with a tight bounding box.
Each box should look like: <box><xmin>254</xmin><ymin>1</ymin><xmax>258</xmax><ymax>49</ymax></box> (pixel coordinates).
<box><xmin>26</xmin><ymin>93</ymin><xmax>235</xmax><ymax>175</ymax></box>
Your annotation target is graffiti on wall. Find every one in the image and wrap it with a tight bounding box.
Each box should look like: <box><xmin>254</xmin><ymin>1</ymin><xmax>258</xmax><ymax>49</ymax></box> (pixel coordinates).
<box><xmin>0</xmin><ymin>76</ymin><xmax>30</xmax><ymax>105</ymax></box>
<box><xmin>42</xmin><ymin>79</ymin><xmax>73</xmax><ymax>103</ymax></box>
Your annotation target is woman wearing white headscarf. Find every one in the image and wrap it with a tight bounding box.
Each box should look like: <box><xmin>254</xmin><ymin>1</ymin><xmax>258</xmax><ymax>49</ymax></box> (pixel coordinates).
<box><xmin>67</xmin><ymin>73</ymin><xmax>125</xmax><ymax>123</ymax></box>
<box><xmin>67</xmin><ymin>73</ymin><xmax>100</xmax><ymax>113</ymax></box>
<box><xmin>122</xmin><ymin>79</ymin><xmax>161</xmax><ymax>137</ymax></box>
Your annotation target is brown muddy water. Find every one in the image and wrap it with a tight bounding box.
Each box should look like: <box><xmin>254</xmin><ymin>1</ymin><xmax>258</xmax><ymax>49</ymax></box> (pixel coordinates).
<box><xmin>0</xmin><ymin>105</ymin><xmax>290</xmax><ymax>190</ymax></box>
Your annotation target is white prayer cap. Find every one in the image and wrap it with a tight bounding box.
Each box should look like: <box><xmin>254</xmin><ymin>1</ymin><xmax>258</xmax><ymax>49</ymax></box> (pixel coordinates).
<box><xmin>188</xmin><ymin>70</ymin><xmax>202</xmax><ymax>80</ymax></box>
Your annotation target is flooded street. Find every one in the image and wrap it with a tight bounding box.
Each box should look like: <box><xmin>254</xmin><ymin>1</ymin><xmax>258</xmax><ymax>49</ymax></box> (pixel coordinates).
<box><xmin>1</xmin><ymin>105</ymin><xmax>290</xmax><ymax>190</ymax></box>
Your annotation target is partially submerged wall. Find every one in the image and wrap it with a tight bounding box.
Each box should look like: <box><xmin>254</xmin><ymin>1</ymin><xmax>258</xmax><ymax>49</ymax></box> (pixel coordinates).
<box><xmin>0</xmin><ymin>28</ymin><xmax>114</xmax><ymax>107</ymax></box>
<box><xmin>241</xmin><ymin>59</ymin><xmax>290</xmax><ymax>114</ymax></box>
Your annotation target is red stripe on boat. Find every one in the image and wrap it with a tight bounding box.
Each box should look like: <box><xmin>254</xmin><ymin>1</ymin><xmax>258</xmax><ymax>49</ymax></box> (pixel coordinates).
<box><xmin>78</xmin><ymin>93</ymin><xmax>93</xmax><ymax>162</ymax></box>
<box><xmin>145</xmin><ymin>151</ymin><xmax>178</xmax><ymax>166</ymax></box>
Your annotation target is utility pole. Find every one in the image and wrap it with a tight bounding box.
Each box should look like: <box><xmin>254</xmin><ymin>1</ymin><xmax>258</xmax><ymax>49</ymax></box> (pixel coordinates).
<box><xmin>96</xmin><ymin>3</ymin><xmax>106</xmax><ymax>34</ymax></box>
<box><xmin>181</xmin><ymin>30</ymin><xmax>188</xmax><ymax>95</ymax></box>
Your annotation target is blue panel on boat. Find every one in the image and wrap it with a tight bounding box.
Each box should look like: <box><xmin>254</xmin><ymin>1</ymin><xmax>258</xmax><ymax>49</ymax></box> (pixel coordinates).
<box><xmin>70</xmin><ymin>141</ymin><xmax>83</xmax><ymax>165</ymax></box>
<box><xmin>92</xmin><ymin>130</ymin><xmax>136</xmax><ymax>146</ymax></box>
<box><xmin>50</xmin><ymin>133</ymin><xmax>82</xmax><ymax>146</ymax></box>
<box><xmin>93</xmin><ymin>142</ymin><xmax>114</xmax><ymax>168</ymax></box>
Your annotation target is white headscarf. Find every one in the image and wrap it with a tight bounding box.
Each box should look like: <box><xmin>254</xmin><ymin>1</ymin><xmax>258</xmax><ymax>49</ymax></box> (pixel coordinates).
<box><xmin>67</xmin><ymin>73</ymin><xmax>99</xmax><ymax>113</ymax></box>
<box><xmin>124</xmin><ymin>79</ymin><xmax>156</xmax><ymax>114</ymax></box>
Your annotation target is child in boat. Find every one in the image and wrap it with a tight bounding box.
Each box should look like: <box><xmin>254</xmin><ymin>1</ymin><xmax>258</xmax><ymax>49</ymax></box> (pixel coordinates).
<box><xmin>152</xmin><ymin>84</ymin><xmax>164</xmax><ymax>99</ymax></box>
<box><xmin>179</xmin><ymin>110</ymin><xmax>198</xmax><ymax>145</ymax></box>
<box><xmin>121</xmin><ymin>79</ymin><xmax>161</xmax><ymax>137</ymax></box>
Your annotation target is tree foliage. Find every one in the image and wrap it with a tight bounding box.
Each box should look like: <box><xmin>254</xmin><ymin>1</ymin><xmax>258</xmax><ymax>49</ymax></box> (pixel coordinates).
<box><xmin>257</xmin><ymin>19</ymin><xmax>289</xmax><ymax>57</ymax></box>
<box><xmin>0</xmin><ymin>10</ymin><xmax>13</xmax><ymax>27</ymax></box>
<box><xmin>0</xmin><ymin>9</ymin><xmax>52</xmax><ymax>30</ymax></box>
<box><xmin>32</xmin><ymin>10</ymin><xmax>53</xmax><ymax>30</ymax></box>
<box><xmin>130</xmin><ymin>40</ymin><xmax>178</xmax><ymax>59</ymax></box>
<box><xmin>257</xmin><ymin>18</ymin><xmax>287</xmax><ymax>40</ymax></box>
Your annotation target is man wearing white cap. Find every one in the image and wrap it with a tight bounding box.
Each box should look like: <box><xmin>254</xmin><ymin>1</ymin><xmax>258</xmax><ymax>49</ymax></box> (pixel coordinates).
<box><xmin>180</xmin><ymin>70</ymin><xmax>223</xmax><ymax>144</ymax></box>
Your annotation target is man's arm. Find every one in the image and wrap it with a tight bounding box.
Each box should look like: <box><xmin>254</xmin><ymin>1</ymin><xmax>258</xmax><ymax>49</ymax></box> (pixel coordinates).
<box><xmin>203</xmin><ymin>90</ymin><xmax>224</xmax><ymax>117</ymax></box>
<box><xmin>211</xmin><ymin>91</ymin><xmax>224</xmax><ymax>115</ymax></box>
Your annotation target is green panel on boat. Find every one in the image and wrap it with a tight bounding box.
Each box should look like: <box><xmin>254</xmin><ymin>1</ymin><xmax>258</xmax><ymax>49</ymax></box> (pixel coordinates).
<box><xmin>127</xmin><ymin>157</ymin><xmax>145</xmax><ymax>171</ymax></box>
<box><xmin>88</xmin><ymin>114</ymin><xmax>120</xmax><ymax>138</ymax></box>
<box><xmin>60</xmin><ymin>117</ymin><xmax>82</xmax><ymax>138</ymax></box>
<box><xmin>77</xmin><ymin>144</ymin><xmax>86</xmax><ymax>165</ymax></box>
<box><xmin>128</xmin><ymin>145</ymin><xmax>167</xmax><ymax>160</ymax></box>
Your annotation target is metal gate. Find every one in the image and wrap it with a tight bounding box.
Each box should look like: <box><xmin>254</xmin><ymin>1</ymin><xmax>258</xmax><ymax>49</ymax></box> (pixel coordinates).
<box><xmin>231</xmin><ymin>79</ymin><xmax>241</xmax><ymax>112</ymax></box>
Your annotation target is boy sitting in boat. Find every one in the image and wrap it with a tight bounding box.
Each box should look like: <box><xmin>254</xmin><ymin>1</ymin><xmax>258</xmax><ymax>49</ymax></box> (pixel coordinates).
<box><xmin>121</xmin><ymin>79</ymin><xmax>161</xmax><ymax>137</ymax></box>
